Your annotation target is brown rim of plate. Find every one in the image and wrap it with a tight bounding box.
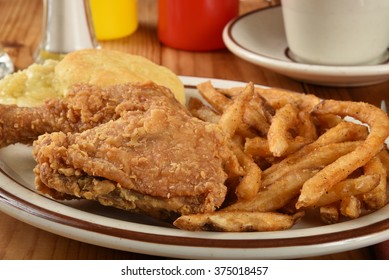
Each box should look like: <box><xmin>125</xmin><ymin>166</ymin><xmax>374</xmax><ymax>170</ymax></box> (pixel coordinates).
<box><xmin>1</xmin><ymin>174</ymin><xmax>388</xmax><ymax>249</ymax></box>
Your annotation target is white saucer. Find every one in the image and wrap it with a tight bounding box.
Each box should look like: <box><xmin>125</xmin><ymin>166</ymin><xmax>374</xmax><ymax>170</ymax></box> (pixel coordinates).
<box><xmin>223</xmin><ymin>6</ymin><xmax>389</xmax><ymax>86</ymax></box>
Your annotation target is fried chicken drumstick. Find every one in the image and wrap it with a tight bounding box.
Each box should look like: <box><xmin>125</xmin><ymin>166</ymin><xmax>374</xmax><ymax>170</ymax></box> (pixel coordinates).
<box><xmin>0</xmin><ymin>83</ymin><xmax>176</xmax><ymax>148</ymax></box>
<box><xmin>32</xmin><ymin>83</ymin><xmax>237</xmax><ymax>220</ymax></box>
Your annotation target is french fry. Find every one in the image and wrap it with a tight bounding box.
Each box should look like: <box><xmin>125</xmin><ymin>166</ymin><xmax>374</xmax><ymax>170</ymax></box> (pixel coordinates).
<box><xmin>262</xmin><ymin>141</ymin><xmax>361</xmax><ymax>187</ymax></box>
<box><xmin>278</xmin><ymin>196</ymin><xmax>299</xmax><ymax>214</ymax></box>
<box><xmin>224</xmin><ymin>168</ymin><xmax>318</xmax><ymax>212</ymax></box>
<box><xmin>262</xmin><ymin>121</ymin><xmax>367</xmax><ymax>179</ymax></box>
<box><xmin>313</xmin><ymin>121</ymin><xmax>368</xmax><ymax>146</ymax></box>
<box><xmin>257</xmin><ymin>87</ymin><xmax>321</xmax><ymax>112</ymax></box>
<box><xmin>219</xmin><ymin>86</ymin><xmax>318</xmax><ymax>111</ymax></box>
<box><xmin>173</xmin><ymin>211</ymin><xmax>304</xmax><ymax>232</ymax></box>
<box><xmin>267</xmin><ymin>103</ymin><xmax>300</xmax><ymax>157</ymax></box>
<box><xmin>221</xmin><ymin>87</ymin><xmax>274</xmax><ymax>134</ymax></box>
<box><xmin>249</xmin><ymin>90</ymin><xmax>275</xmax><ymax>123</ymax></box>
<box><xmin>189</xmin><ymin>96</ymin><xmax>257</xmax><ymax>138</ymax></box>
<box><xmin>377</xmin><ymin>149</ymin><xmax>389</xmax><ymax>174</ymax></box>
<box><xmin>282</xmin><ymin>136</ymin><xmax>313</xmax><ymax>157</ymax></box>
<box><xmin>296</xmin><ymin>100</ymin><xmax>389</xmax><ymax>209</ymax></box>
<box><xmin>296</xmin><ymin>110</ymin><xmax>318</xmax><ymax>142</ymax></box>
<box><xmin>363</xmin><ymin>156</ymin><xmax>387</xmax><ymax>209</ymax></box>
<box><xmin>217</xmin><ymin>87</ymin><xmax>244</xmax><ymax>98</ymax></box>
<box><xmin>340</xmin><ymin>196</ymin><xmax>361</xmax><ymax>219</ymax></box>
<box><xmin>229</xmin><ymin>141</ymin><xmax>261</xmax><ymax>200</ymax></box>
<box><xmin>236</xmin><ymin>162</ymin><xmax>261</xmax><ymax>201</ymax></box>
<box><xmin>244</xmin><ymin>136</ymin><xmax>272</xmax><ymax>158</ymax></box>
<box><xmin>313</xmin><ymin>114</ymin><xmax>342</xmax><ymax>131</ymax></box>
<box><xmin>197</xmin><ymin>81</ymin><xmax>230</xmax><ymax>113</ymax></box>
<box><xmin>313</xmin><ymin>174</ymin><xmax>380</xmax><ymax>207</ymax></box>
<box><xmin>198</xmin><ymin>82</ymin><xmax>270</xmax><ymax>135</ymax></box>
<box><xmin>188</xmin><ymin>97</ymin><xmax>220</xmax><ymax>123</ymax></box>
<box><xmin>242</xmin><ymin>106</ymin><xmax>270</xmax><ymax>136</ymax></box>
<box><xmin>223</xmin><ymin>155</ymin><xmax>245</xmax><ymax>180</ymax></box>
<box><xmin>218</xmin><ymin>83</ymin><xmax>254</xmax><ymax>138</ymax></box>
<box><xmin>320</xmin><ymin>205</ymin><xmax>339</xmax><ymax>224</ymax></box>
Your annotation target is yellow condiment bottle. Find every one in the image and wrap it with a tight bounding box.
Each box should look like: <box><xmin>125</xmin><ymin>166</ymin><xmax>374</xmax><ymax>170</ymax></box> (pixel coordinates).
<box><xmin>90</xmin><ymin>0</ymin><xmax>138</xmax><ymax>41</ymax></box>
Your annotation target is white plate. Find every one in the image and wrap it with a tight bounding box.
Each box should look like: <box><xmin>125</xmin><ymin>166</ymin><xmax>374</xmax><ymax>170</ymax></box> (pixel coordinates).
<box><xmin>223</xmin><ymin>7</ymin><xmax>389</xmax><ymax>86</ymax></box>
<box><xmin>0</xmin><ymin>76</ymin><xmax>388</xmax><ymax>260</ymax></box>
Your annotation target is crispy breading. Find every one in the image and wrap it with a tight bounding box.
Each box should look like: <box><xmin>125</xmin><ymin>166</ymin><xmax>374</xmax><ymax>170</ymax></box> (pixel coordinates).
<box><xmin>33</xmin><ymin>83</ymin><xmax>236</xmax><ymax>219</ymax></box>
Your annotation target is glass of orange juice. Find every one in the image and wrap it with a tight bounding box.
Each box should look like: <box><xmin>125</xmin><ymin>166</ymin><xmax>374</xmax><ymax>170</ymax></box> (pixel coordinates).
<box><xmin>90</xmin><ymin>0</ymin><xmax>138</xmax><ymax>41</ymax></box>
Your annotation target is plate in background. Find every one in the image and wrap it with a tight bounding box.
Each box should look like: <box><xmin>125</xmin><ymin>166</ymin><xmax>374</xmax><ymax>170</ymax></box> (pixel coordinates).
<box><xmin>223</xmin><ymin>7</ymin><xmax>389</xmax><ymax>86</ymax></box>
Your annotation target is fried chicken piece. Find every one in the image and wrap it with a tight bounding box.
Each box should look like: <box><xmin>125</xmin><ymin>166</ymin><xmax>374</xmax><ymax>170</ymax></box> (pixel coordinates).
<box><xmin>33</xmin><ymin>83</ymin><xmax>236</xmax><ymax>220</ymax></box>
<box><xmin>0</xmin><ymin>82</ymin><xmax>175</xmax><ymax>148</ymax></box>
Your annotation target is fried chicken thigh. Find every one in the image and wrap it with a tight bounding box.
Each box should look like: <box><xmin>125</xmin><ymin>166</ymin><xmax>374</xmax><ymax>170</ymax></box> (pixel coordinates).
<box><xmin>33</xmin><ymin>83</ymin><xmax>235</xmax><ymax>220</ymax></box>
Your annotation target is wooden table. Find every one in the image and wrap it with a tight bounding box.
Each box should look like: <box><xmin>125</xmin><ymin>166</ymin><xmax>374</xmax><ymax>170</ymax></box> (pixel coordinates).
<box><xmin>0</xmin><ymin>0</ymin><xmax>387</xmax><ymax>260</ymax></box>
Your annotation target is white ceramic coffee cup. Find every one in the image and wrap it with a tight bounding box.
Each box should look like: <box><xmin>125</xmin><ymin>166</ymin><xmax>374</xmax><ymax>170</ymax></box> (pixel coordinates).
<box><xmin>281</xmin><ymin>0</ymin><xmax>389</xmax><ymax>66</ymax></box>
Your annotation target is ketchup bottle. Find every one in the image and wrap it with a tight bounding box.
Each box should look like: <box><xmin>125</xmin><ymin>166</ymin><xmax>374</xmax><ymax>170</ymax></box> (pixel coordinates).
<box><xmin>158</xmin><ymin>0</ymin><xmax>239</xmax><ymax>51</ymax></box>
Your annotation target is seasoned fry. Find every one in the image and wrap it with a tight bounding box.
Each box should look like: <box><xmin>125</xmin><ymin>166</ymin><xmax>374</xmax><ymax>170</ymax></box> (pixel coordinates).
<box><xmin>188</xmin><ymin>97</ymin><xmax>220</xmax><ymax>123</ymax></box>
<box><xmin>189</xmin><ymin>96</ymin><xmax>257</xmax><ymax>138</ymax></box>
<box><xmin>257</xmin><ymin>87</ymin><xmax>321</xmax><ymax>112</ymax></box>
<box><xmin>174</xmin><ymin>211</ymin><xmax>304</xmax><ymax>232</ymax></box>
<box><xmin>377</xmin><ymin>149</ymin><xmax>389</xmax><ymax>176</ymax></box>
<box><xmin>249</xmin><ymin>90</ymin><xmax>275</xmax><ymax>123</ymax></box>
<box><xmin>262</xmin><ymin>141</ymin><xmax>361</xmax><ymax>187</ymax></box>
<box><xmin>217</xmin><ymin>87</ymin><xmax>242</xmax><ymax>98</ymax></box>
<box><xmin>363</xmin><ymin>156</ymin><xmax>387</xmax><ymax>209</ymax></box>
<box><xmin>224</xmin><ymin>169</ymin><xmax>318</xmax><ymax>212</ymax></box>
<box><xmin>267</xmin><ymin>103</ymin><xmax>300</xmax><ymax>157</ymax></box>
<box><xmin>244</xmin><ymin>136</ymin><xmax>272</xmax><ymax>158</ymax></box>
<box><xmin>296</xmin><ymin>100</ymin><xmax>389</xmax><ymax>209</ymax></box>
<box><xmin>219</xmin><ymin>86</ymin><xmax>273</xmax><ymax>135</ymax></box>
<box><xmin>340</xmin><ymin>196</ymin><xmax>361</xmax><ymax>219</ymax></box>
<box><xmin>197</xmin><ymin>81</ymin><xmax>230</xmax><ymax>113</ymax></box>
<box><xmin>313</xmin><ymin>114</ymin><xmax>342</xmax><ymax>131</ymax></box>
<box><xmin>313</xmin><ymin>174</ymin><xmax>380</xmax><ymax>207</ymax></box>
<box><xmin>296</xmin><ymin>110</ymin><xmax>318</xmax><ymax>142</ymax></box>
<box><xmin>243</xmin><ymin>106</ymin><xmax>270</xmax><ymax>136</ymax></box>
<box><xmin>262</xmin><ymin>121</ymin><xmax>367</xmax><ymax>179</ymax></box>
<box><xmin>218</xmin><ymin>83</ymin><xmax>254</xmax><ymax>138</ymax></box>
<box><xmin>320</xmin><ymin>205</ymin><xmax>339</xmax><ymax>224</ymax></box>
<box><xmin>236</xmin><ymin>162</ymin><xmax>262</xmax><ymax>200</ymax></box>
<box><xmin>313</xmin><ymin>121</ymin><xmax>368</xmax><ymax>146</ymax></box>
<box><xmin>229</xmin><ymin>142</ymin><xmax>261</xmax><ymax>200</ymax></box>
<box><xmin>197</xmin><ymin>82</ymin><xmax>270</xmax><ymax>135</ymax></box>
<box><xmin>220</xmin><ymin>87</ymin><xmax>320</xmax><ymax>112</ymax></box>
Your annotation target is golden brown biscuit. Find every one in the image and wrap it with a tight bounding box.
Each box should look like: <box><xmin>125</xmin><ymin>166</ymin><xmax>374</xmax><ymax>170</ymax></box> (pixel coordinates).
<box><xmin>54</xmin><ymin>49</ymin><xmax>185</xmax><ymax>104</ymax></box>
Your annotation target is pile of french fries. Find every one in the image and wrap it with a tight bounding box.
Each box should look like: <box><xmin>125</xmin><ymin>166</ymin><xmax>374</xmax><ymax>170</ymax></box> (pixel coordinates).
<box><xmin>173</xmin><ymin>81</ymin><xmax>389</xmax><ymax>232</ymax></box>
